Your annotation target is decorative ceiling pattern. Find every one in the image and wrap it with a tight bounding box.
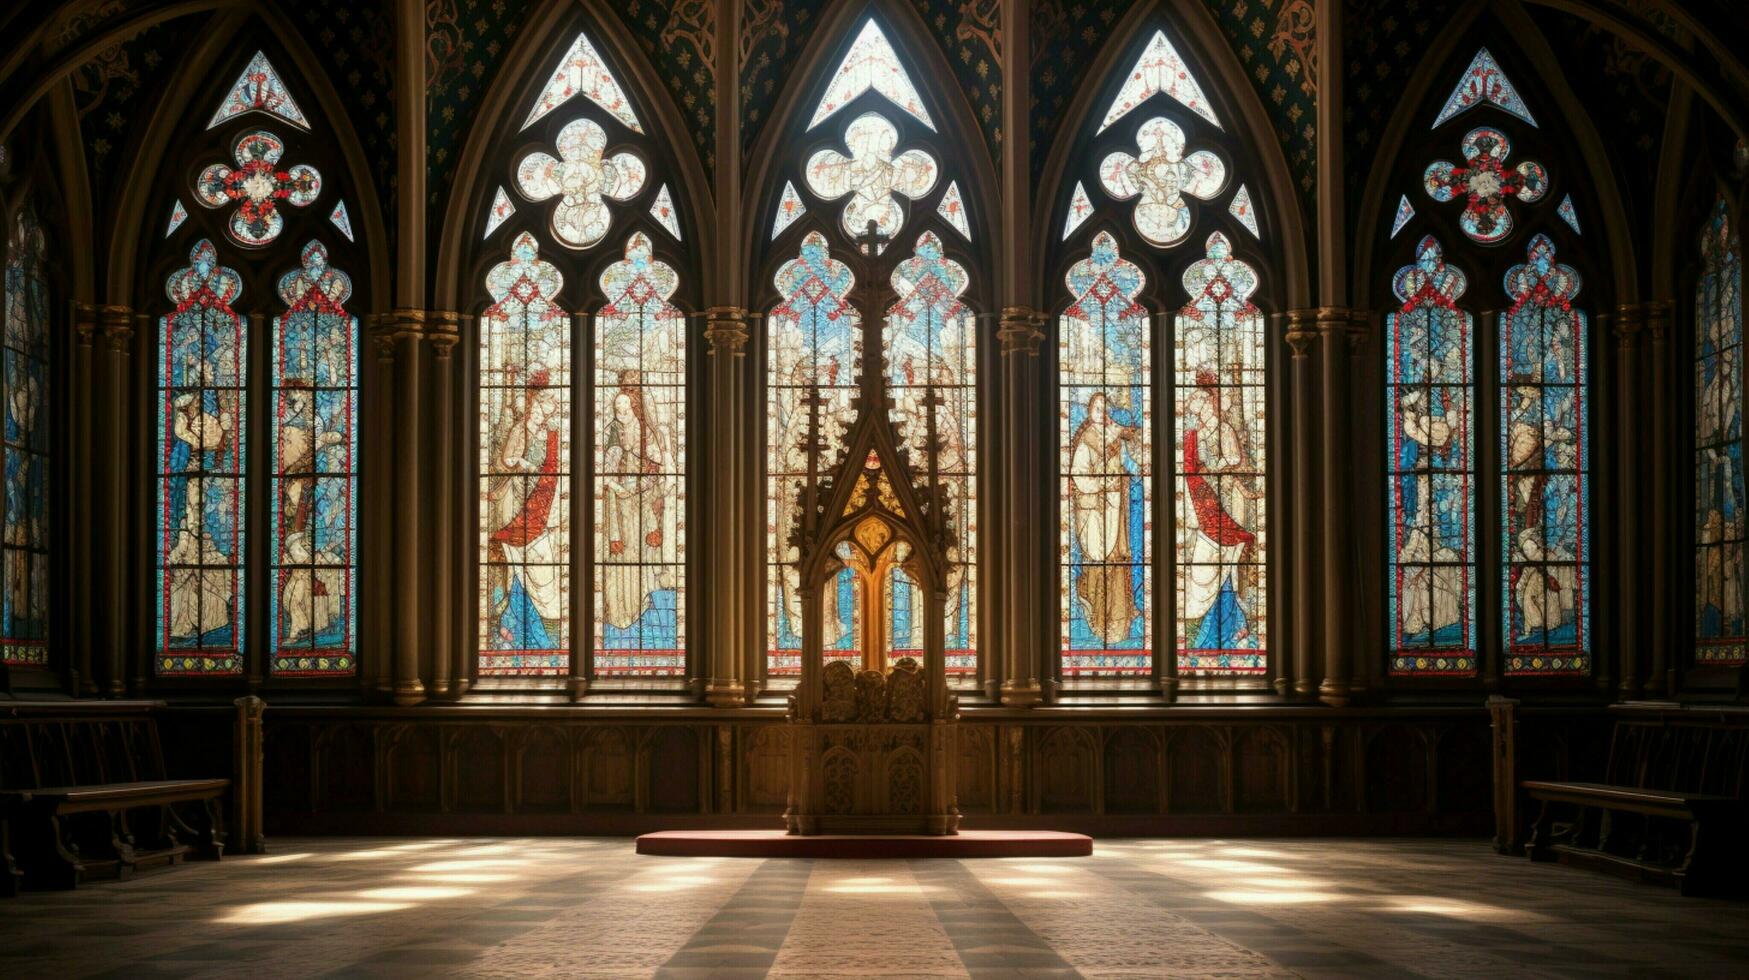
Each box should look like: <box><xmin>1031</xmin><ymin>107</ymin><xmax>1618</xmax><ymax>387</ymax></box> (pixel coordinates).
<box><xmin>602</xmin><ymin>0</ymin><xmax>717</xmax><ymax>180</ymax></box>
<box><xmin>289</xmin><ymin>0</ymin><xmax>395</xmax><ymax>232</ymax></box>
<box><xmin>1030</xmin><ymin>0</ymin><xmax>1140</xmax><ymax>187</ymax></box>
<box><xmin>1198</xmin><ymin>0</ymin><xmax>1318</xmax><ymax>224</ymax></box>
<box><xmin>1343</xmin><ymin>0</ymin><xmax>1461</xmax><ymax>222</ymax></box>
<box><xmin>427</xmin><ymin>0</ymin><xmax>530</xmax><ymax>211</ymax></box>
<box><xmin>909</xmin><ymin>0</ymin><xmax>1002</xmax><ymax>166</ymax></box>
<box><xmin>70</xmin><ymin>13</ymin><xmax>200</xmax><ymax>216</ymax></box>
<box><xmin>742</xmin><ymin>0</ymin><xmax>828</xmax><ymax>156</ymax></box>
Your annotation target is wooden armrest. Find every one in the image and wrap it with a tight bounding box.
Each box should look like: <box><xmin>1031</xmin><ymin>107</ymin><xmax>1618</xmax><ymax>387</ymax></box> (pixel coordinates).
<box><xmin>6</xmin><ymin>779</ymin><xmax>230</xmax><ymax>813</ymax></box>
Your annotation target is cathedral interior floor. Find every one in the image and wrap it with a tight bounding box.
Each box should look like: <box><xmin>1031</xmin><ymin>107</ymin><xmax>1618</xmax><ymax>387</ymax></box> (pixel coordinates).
<box><xmin>3</xmin><ymin>835</ymin><xmax>1747</xmax><ymax>978</ymax></box>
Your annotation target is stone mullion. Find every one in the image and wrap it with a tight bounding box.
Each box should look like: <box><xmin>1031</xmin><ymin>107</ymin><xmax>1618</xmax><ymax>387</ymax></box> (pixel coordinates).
<box><xmin>997</xmin><ymin>310</ymin><xmax>1046</xmax><ymax>706</ymax></box>
<box><xmin>1645</xmin><ymin>300</ymin><xmax>1671</xmax><ymax>694</ymax></box>
<box><xmin>1285</xmin><ymin>310</ymin><xmax>1319</xmax><ymax>698</ymax></box>
<box><xmin>71</xmin><ymin>304</ymin><xmax>98</xmax><ymax>694</ymax></box>
<box><xmin>705</xmin><ymin>309</ymin><xmax>752</xmax><ymax>706</ymax></box>
<box><xmin>100</xmin><ymin>307</ymin><xmax>134</xmax><ymax>695</ymax></box>
<box><xmin>367</xmin><ymin>316</ymin><xmax>397</xmax><ymax>698</ymax></box>
<box><xmin>428</xmin><ymin>313</ymin><xmax>460</xmax><ymax>698</ymax></box>
<box><xmin>1346</xmin><ymin>310</ymin><xmax>1371</xmax><ymax>699</ymax></box>
<box><xmin>1615</xmin><ymin>304</ymin><xmax>1645</xmax><ymax>698</ymax></box>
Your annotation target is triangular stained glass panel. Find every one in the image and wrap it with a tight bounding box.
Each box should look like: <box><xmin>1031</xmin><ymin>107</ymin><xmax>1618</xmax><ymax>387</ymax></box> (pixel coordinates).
<box><xmin>1062</xmin><ymin>182</ymin><xmax>1095</xmax><ymax>240</ymax></box>
<box><xmin>484</xmin><ymin>186</ymin><xmax>516</xmax><ymax>239</ymax></box>
<box><xmin>808</xmin><ymin>20</ymin><xmax>934</xmax><ymax>132</ymax></box>
<box><xmin>937</xmin><ymin>181</ymin><xmax>971</xmax><ymax>240</ymax></box>
<box><xmin>1557</xmin><ymin>194</ymin><xmax>1581</xmax><ymax>234</ymax></box>
<box><xmin>522</xmin><ymin>33</ymin><xmax>642</xmax><ymax>133</ymax></box>
<box><xmin>772</xmin><ymin>181</ymin><xmax>807</xmax><ymax>239</ymax></box>
<box><xmin>329</xmin><ymin>200</ymin><xmax>355</xmax><ymax>242</ymax></box>
<box><xmin>1391</xmin><ymin>195</ymin><xmax>1415</xmax><ymax>238</ymax></box>
<box><xmin>208</xmin><ymin>51</ymin><xmax>309</xmax><ymax>130</ymax></box>
<box><xmin>165</xmin><ymin>199</ymin><xmax>188</xmax><ymax>238</ymax></box>
<box><xmin>1229</xmin><ymin>185</ymin><xmax>1260</xmax><ymax>238</ymax></box>
<box><xmin>650</xmin><ymin>184</ymin><xmax>682</xmax><ymax>239</ymax></box>
<box><xmin>1100</xmin><ymin>30</ymin><xmax>1221</xmax><ymax>134</ymax></box>
<box><xmin>1432</xmin><ymin>48</ymin><xmax>1536</xmax><ymax>129</ymax></box>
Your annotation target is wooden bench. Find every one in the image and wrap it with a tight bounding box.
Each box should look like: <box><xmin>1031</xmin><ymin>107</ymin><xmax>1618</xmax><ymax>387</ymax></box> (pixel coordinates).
<box><xmin>1503</xmin><ymin>702</ymin><xmax>1749</xmax><ymax>898</ymax></box>
<box><xmin>1522</xmin><ymin>780</ymin><xmax>1747</xmax><ymax>896</ymax></box>
<box><xmin>0</xmin><ymin>701</ymin><xmax>231</xmax><ymax>893</ymax></box>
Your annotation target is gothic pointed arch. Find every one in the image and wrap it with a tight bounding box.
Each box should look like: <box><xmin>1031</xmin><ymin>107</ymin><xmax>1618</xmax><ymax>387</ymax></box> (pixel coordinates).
<box><xmin>129</xmin><ymin>28</ymin><xmax>375</xmax><ymax>682</ymax></box>
<box><xmin>1361</xmin><ymin>14</ymin><xmax>1627</xmax><ymax>686</ymax></box>
<box><xmin>753</xmin><ymin>4</ymin><xmax>993</xmax><ymax>687</ymax></box>
<box><xmin>458</xmin><ymin>6</ymin><xmax>703</xmax><ymax>689</ymax></box>
<box><xmin>1041</xmin><ymin>5</ymin><xmax>1288</xmax><ymax>692</ymax></box>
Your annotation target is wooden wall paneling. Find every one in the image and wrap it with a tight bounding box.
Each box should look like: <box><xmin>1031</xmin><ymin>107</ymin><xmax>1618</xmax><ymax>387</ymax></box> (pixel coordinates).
<box><xmin>1035</xmin><ymin>726</ymin><xmax>1098</xmax><ymax>814</ymax></box>
<box><xmin>1103</xmin><ymin>726</ymin><xmax>1163</xmax><ymax>815</ymax></box>
<box><xmin>315</xmin><ymin>724</ymin><xmax>375</xmax><ymax>812</ymax></box>
<box><xmin>740</xmin><ymin>724</ymin><xmax>790</xmax><ymax>812</ymax></box>
<box><xmin>956</xmin><ymin>724</ymin><xmax>996</xmax><ymax>815</ymax></box>
<box><xmin>1165</xmin><ymin>726</ymin><xmax>1227</xmax><ymax>814</ymax></box>
<box><xmin>384</xmin><ymin>723</ymin><xmax>442</xmax><ymax>812</ymax></box>
<box><xmin>1233</xmin><ymin>726</ymin><xmax>1290</xmax><ymax>813</ymax></box>
<box><xmin>582</xmin><ymin>727</ymin><xmax>635</xmax><ymax>811</ymax></box>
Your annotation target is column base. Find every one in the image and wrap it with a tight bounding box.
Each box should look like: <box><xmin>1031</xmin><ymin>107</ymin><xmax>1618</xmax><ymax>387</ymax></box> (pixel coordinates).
<box><xmin>567</xmin><ymin>677</ymin><xmax>589</xmax><ymax>702</ymax></box>
<box><xmin>1157</xmin><ymin>677</ymin><xmax>1179</xmax><ymax>702</ymax></box>
<box><xmin>1318</xmin><ymin>679</ymin><xmax>1350</xmax><ymax>708</ymax></box>
<box><xmin>999</xmin><ymin>680</ymin><xmax>1044</xmax><ymax>708</ymax></box>
<box><xmin>1293</xmin><ymin>679</ymin><xmax>1319</xmax><ymax>700</ymax></box>
<box><xmin>706</xmin><ymin>681</ymin><xmax>748</xmax><ymax>707</ymax></box>
<box><xmin>392</xmin><ymin>680</ymin><xmax>427</xmax><ymax>706</ymax></box>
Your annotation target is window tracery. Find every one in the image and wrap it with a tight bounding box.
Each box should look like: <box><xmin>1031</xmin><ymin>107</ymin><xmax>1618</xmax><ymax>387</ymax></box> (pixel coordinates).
<box><xmin>2</xmin><ymin>196</ymin><xmax>51</xmax><ymax>669</ymax></box>
<box><xmin>1694</xmin><ymin>197</ymin><xmax>1743</xmax><ymax>667</ymax></box>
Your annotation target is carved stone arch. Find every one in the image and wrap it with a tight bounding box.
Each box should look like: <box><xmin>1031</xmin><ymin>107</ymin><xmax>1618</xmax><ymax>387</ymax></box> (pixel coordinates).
<box><xmin>41</xmin><ymin>81</ymin><xmax>95</xmax><ymax>303</ymax></box>
<box><xmin>740</xmin><ymin>0</ymin><xmax>1001</xmax><ymax>306</ymax></box>
<box><xmin>106</xmin><ymin>7</ymin><xmax>390</xmax><ymax>312</ymax></box>
<box><xmin>433</xmin><ymin>0</ymin><xmax>715</xmax><ymax>309</ymax></box>
<box><xmin>1032</xmin><ymin>0</ymin><xmax>1309</xmax><ymax>313</ymax></box>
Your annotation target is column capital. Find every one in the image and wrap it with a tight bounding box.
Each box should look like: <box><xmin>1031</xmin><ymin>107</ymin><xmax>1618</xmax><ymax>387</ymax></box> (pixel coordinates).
<box><xmin>997</xmin><ymin>306</ymin><xmax>1048</xmax><ymax>356</ymax></box>
<box><xmin>1284</xmin><ymin>308</ymin><xmax>1319</xmax><ymax>358</ymax></box>
<box><xmin>1345</xmin><ymin>309</ymin><xmax>1371</xmax><ymax>351</ymax></box>
<box><xmin>1613</xmin><ymin>303</ymin><xmax>1645</xmax><ymax>345</ymax></box>
<box><xmin>99</xmin><ymin>306</ymin><xmax>135</xmax><ymax>351</ymax></box>
<box><xmin>427</xmin><ymin>310</ymin><xmax>461</xmax><ymax>358</ymax></box>
<box><xmin>704</xmin><ymin>305</ymin><xmax>751</xmax><ymax>356</ymax></box>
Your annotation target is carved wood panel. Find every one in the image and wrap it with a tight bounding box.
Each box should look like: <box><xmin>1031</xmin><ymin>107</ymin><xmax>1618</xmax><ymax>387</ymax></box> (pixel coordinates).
<box><xmin>514</xmin><ymin>725</ymin><xmax>571</xmax><ymax>813</ymax></box>
<box><xmin>1233</xmin><ymin>727</ymin><xmax>1290</xmax><ymax>813</ymax></box>
<box><xmin>1036</xmin><ymin>727</ymin><xmax>1097</xmax><ymax>813</ymax></box>
<box><xmin>1103</xmin><ymin>727</ymin><xmax>1162</xmax><ymax>814</ymax></box>
<box><xmin>956</xmin><ymin>724</ymin><xmax>996</xmax><ymax>814</ymax></box>
<box><xmin>1166</xmin><ymin>726</ymin><xmax>1227</xmax><ymax>813</ymax></box>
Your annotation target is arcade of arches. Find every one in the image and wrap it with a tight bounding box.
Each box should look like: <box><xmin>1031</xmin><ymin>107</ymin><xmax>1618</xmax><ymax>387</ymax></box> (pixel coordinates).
<box><xmin>2</xmin><ymin>0</ymin><xmax>1749</xmax><ymax>974</ymax></box>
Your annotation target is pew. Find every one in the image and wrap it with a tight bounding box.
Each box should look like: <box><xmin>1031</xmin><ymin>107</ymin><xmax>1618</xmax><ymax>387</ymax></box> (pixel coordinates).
<box><xmin>1509</xmin><ymin>701</ymin><xmax>1749</xmax><ymax>897</ymax></box>
<box><xmin>0</xmin><ymin>701</ymin><xmax>229</xmax><ymax>893</ymax></box>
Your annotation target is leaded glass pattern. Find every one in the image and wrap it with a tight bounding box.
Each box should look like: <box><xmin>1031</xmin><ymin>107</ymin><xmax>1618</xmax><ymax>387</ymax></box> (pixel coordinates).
<box><xmin>808</xmin><ymin>20</ymin><xmax>934</xmax><ymax>132</ymax></box>
<box><xmin>1695</xmin><ymin>198</ymin><xmax>1745</xmax><ymax>666</ymax></box>
<box><xmin>805</xmin><ymin>113</ymin><xmax>938</xmax><ymax>240</ymax></box>
<box><xmin>523</xmin><ymin>32</ymin><xmax>642</xmax><ymax>133</ymax></box>
<box><xmin>1060</xmin><ymin>232</ymin><xmax>1152</xmax><ymax>676</ymax></box>
<box><xmin>1387</xmin><ymin>236</ymin><xmax>1477</xmax><ymax>674</ymax></box>
<box><xmin>516</xmin><ymin>118</ymin><xmax>646</xmax><ymax>249</ymax></box>
<box><xmin>195</xmin><ymin>129</ymin><xmax>321</xmax><ymax>248</ymax></box>
<box><xmin>1100</xmin><ymin>29</ymin><xmax>1220</xmax><ymax>133</ymax></box>
<box><xmin>767</xmin><ymin>232</ymin><xmax>861</xmax><ymax>676</ymax></box>
<box><xmin>1432</xmin><ymin>48</ymin><xmax>1536</xmax><ymax>129</ymax></box>
<box><xmin>208</xmin><ymin>50</ymin><xmax>309</xmax><ymax>130</ymax></box>
<box><xmin>1173</xmin><ymin>233</ymin><xmax>1267</xmax><ymax>675</ymax></box>
<box><xmin>1099</xmin><ymin>117</ymin><xmax>1226</xmax><ymax>247</ymax></box>
<box><xmin>1423</xmin><ymin>127</ymin><xmax>1546</xmax><ymax>245</ymax></box>
<box><xmin>2</xmin><ymin>199</ymin><xmax>49</xmax><ymax>668</ymax></box>
<box><xmin>1500</xmin><ymin>234</ymin><xmax>1589</xmax><ymax>675</ymax></box>
<box><xmin>479</xmin><ymin>232</ymin><xmax>571</xmax><ymax>676</ymax></box>
<box><xmin>157</xmin><ymin>240</ymin><xmax>247</xmax><ymax>674</ymax></box>
<box><xmin>886</xmin><ymin>232</ymin><xmax>976</xmax><ymax>674</ymax></box>
<box><xmin>593</xmin><ymin>233</ymin><xmax>687</xmax><ymax>677</ymax></box>
<box><xmin>269</xmin><ymin>241</ymin><xmax>357</xmax><ymax>675</ymax></box>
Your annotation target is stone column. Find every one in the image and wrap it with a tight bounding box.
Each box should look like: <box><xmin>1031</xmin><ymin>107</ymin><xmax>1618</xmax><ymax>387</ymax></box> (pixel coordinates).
<box><xmin>1645</xmin><ymin>300</ymin><xmax>1671</xmax><ymax>695</ymax></box>
<box><xmin>71</xmin><ymin>304</ymin><xmax>98</xmax><ymax>694</ymax></box>
<box><xmin>368</xmin><ymin>315</ymin><xmax>398</xmax><ymax>698</ymax></box>
<box><xmin>1317</xmin><ymin>308</ymin><xmax>1351</xmax><ymax>707</ymax></box>
<box><xmin>997</xmin><ymin>308</ymin><xmax>1047</xmax><ymax>707</ymax></box>
<box><xmin>387</xmin><ymin>310</ymin><xmax>425</xmax><ymax>705</ymax></box>
<box><xmin>1615</xmin><ymin>303</ymin><xmax>1644</xmax><ymax>698</ymax></box>
<box><xmin>705</xmin><ymin>307</ymin><xmax>752</xmax><ymax>706</ymax></box>
<box><xmin>1346</xmin><ymin>309</ymin><xmax>1370</xmax><ymax>699</ymax></box>
<box><xmin>1285</xmin><ymin>309</ymin><xmax>1319</xmax><ymax>698</ymax></box>
<box><xmin>428</xmin><ymin>313</ymin><xmax>460</xmax><ymax>698</ymax></box>
<box><xmin>231</xmin><ymin>695</ymin><xmax>266</xmax><ymax>854</ymax></box>
<box><xmin>99</xmin><ymin>305</ymin><xmax>134</xmax><ymax>695</ymax></box>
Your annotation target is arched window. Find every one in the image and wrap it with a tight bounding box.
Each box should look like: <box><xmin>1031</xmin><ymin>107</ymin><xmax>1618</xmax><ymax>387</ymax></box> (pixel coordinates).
<box><xmin>473</xmin><ymin>28</ymin><xmax>693</xmax><ymax>681</ymax></box>
<box><xmin>2</xmin><ymin>194</ymin><xmax>51</xmax><ymax>670</ymax></box>
<box><xmin>153</xmin><ymin>49</ymin><xmax>365</xmax><ymax>677</ymax></box>
<box><xmin>1382</xmin><ymin>46</ymin><xmax>1598</xmax><ymax>679</ymax></box>
<box><xmin>761</xmin><ymin>16</ymin><xmax>983</xmax><ymax>682</ymax></box>
<box><xmin>1051</xmin><ymin>27</ymin><xmax>1276</xmax><ymax>685</ymax></box>
<box><xmin>1694</xmin><ymin>196</ymin><xmax>1744</xmax><ymax>666</ymax></box>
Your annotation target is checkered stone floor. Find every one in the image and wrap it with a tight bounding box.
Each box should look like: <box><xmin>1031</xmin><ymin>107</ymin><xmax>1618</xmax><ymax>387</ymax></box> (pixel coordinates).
<box><xmin>2</xmin><ymin>836</ymin><xmax>1747</xmax><ymax>978</ymax></box>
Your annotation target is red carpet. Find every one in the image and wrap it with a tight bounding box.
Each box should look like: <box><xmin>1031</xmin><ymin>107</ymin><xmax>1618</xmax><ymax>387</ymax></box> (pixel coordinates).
<box><xmin>635</xmin><ymin>829</ymin><xmax>1093</xmax><ymax>858</ymax></box>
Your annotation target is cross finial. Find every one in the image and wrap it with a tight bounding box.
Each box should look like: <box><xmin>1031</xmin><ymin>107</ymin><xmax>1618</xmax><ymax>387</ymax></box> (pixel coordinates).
<box><xmin>853</xmin><ymin>219</ymin><xmax>889</xmax><ymax>258</ymax></box>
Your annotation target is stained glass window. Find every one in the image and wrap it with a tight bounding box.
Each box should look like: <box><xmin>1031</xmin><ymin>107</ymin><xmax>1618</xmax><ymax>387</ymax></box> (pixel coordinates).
<box><xmin>1500</xmin><ymin>234</ymin><xmax>1588</xmax><ymax>674</ymax></box>
<box><xmin>886</xmin><ymin>232</ymin><xmax>976</xmax><ymax>674</ymax></box>
<box><xmin>805</xmin><ymin>113</ymin><xmax>938</xmax><ymax>239</ymax></box>
<box><xmin>157</xmin><ymin>240</ymin><xmax>247</xmax><ymax>674</ymax></box>
<box><xmin>523</xmin><ymin>32</ymin><xmax>642</xmax><ymax>133</ymax></box>
<box><xmin>1174</xmin><ymin>233</ymin><xmax>1267</xmax><ymax>675</ymax></box>
<box><xmin>593</xmin><ymin>233</ymin><xmax>686</xmax><ymax>676</ymax></box>
<box><xmin>1100</xmin><ymin>29</ymin><xmax>1220</xmax><ymax>132</ymax></box>
<box><xmin>1099</xmin><ymin>117</ymin><xmax>1226</xmax><ymax>247</ymax></box>
<box><xmin>809</xmin><ymin>20</ymin><xmax>933</xmax><ymax>131</ymax></box>
<box><xmin>2</xmin><ymin>199</ymin><xmax>50</xmax><ymax>668</ymax></box>
<box><xmin>1695</xmin><ymin>197</ymin><xmax>1744</xmax><ymax>666</ymax></box>
<box><xmin>195</xmin><ymin>129</ymin><xmax>321</xmax><ymax>248</ymax></box>
<box><xmin>1060</xmin><ymin>232</ymin><xmax>1152</xmax><ymax>676</ymax></box>
<box><xmin>767</xmin><ymin>232</ymin><xmax>860</xmax><ymax>676</ymax></box>
<box><xmin>270</xmin><ymin>241</ymin><xmax>357</xmax><ymax>674</ymax></box>
<box><xmin>478</xmin><ymin>232</ymin><xmax>571</xmax><ymax>676</ymax></box>
<box><xmin>1433</xmin><ymin>48</ymin><xmax>1536</xmax><ymax>129</ymax></box>
<box><xmin>1387</xmin><ymin>236</ymin><xmax>1476</xmax><ymax>674</ymax></box>
<box><xmin>1063</xmin><ymin>182</ymin><xmax>1095</xmax><ymax>240</ymax></box>
<box><xmin>209</xmin><ymin>50</ymin><xmax>309</xmax><ymax>130</ymax></box>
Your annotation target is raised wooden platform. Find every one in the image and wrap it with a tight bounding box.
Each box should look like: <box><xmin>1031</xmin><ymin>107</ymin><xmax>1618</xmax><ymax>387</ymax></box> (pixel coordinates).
<box><xmin>635</xmin><ymin>829</ymin><xmax>1093</xmax><ymax>858</ymax></box>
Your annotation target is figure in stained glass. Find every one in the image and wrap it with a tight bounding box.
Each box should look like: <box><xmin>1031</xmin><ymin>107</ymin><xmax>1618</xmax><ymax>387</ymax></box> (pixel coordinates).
<box><xmin>594</xmin><ymin>232</ymin><xmax>686</xmax><ymax>676</ymax></box>
<box><xmin>479</xmin><ymin>232</ymin><xmax>570</xmax><ymax>675</ymax></box>
<box><xmin>1695</xmin><ymin>198</ymin><xmax>1744</xmax><ymax>665</ymax></box>
<box><xmin>2</xmin><ymin>198</ymin><xmax>49</xmax><ymax>668</ymax></box>
<box><xmin>157</xmin><ymin>240</ymin><xmax>246</xmax><ymax>674</ymax></box>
